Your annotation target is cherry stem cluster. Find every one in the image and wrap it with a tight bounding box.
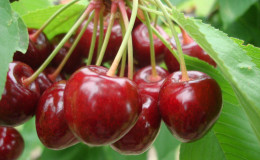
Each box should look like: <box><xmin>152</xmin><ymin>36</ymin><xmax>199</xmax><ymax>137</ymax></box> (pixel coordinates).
<box><xmin>23</xmin><ymin>3</ymin><xmax>95</xmax><ymax>86</ymax></box>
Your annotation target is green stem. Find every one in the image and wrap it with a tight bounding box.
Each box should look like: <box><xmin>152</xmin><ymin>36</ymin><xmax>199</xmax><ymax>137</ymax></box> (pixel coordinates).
<box><xmin>106</xmin><ymin>0</ymin><xmax>138</xmax><ymax>77</ymax></box>
<box><xmin>153</xmin><ymin>7</ymin><xmax>158</xmax><ymax>28</ymax></box>
<box><xmin>23</xmin><ymin>4</ymin><xmax>94</xmax><ymax>86</ymax></box>
<box><xmin>154</xmin><ymin>0</ymin><xmax>189</xmax><ymax>81</ymax></box>
<box><xmin>141</xmin><ymin>2</ymin><xmax>158</xmax><ymax>78</ymax></box>
<box><xmin>30</xmin><ymin>0</ymin><xmax>79</xmax><ymax>42</ymax></box>
<box><xmin>48</xmin><ymin>13</ymin><xmax>95</xmax><ymax>82</ymax></box>
<box><xmin>97</xmin><ymin>8</ymin><xmax>104</xmax><ymax>57</ymax></box>
<box><xmin>96</xmin><ymin>3</ymin><xmax>117</xmax><ymax>66</ymax></box>
<box><xmin>87</xmin><ymin>9</ymin><xmax>100</xmax><ymax>65</ymax></box>
<box><xmin>119</xmin><ymin>0</ymin><xmax>135</xmax><ymax>80</ymax></box>
<box><xmin>163</xmin><ymin>0</ymin><xmax>174</xmax><ymax>8</ymax></box>
<box><xmin>126</xmin><ymin>0</ymin><xmax>163</xmax><ymax>16</ymax></box>
<box><xmin>119</xmin><ymin>16</ymin><xmax>127</xmax><ymax>77</ymax></box>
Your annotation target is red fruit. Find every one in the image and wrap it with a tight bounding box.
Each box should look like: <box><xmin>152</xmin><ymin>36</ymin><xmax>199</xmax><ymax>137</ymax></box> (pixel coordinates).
<box><xmin>36</xmin><ymin>81</ymin><xmax>78</xmax><ymax>150</ymax></box>
<box><xmin>14</xmin><ymin>29</ymin><xmax>52</xmax><ymax>69</ymax></box>
<box><xmin>159</xmin><ymin>71</ymin><xmax>222</xmax><ymax>142</ymax></box>
<box><xmin>164</xmin><ymin>31</ymin><xmax>216</xmax><ymax>72</ymax></box>
<box><xmin>111</xmin><ymin>94</ymin><xmax>161</xmax><ymax>155</ymax></box>
<box><xmin>64</xmin><ymin>65</ymin><xmax>142</xmax><ymax>146</ymax></box>
<box><xmin>0</xmin><ymin>127</ymin><xmax>24</xmax><ymax>160</ymax></box>
<box><xmin>77</xmin><ymin>20</ymin><xmax>122</xmax><ymax>63</ymax></box>
<box><xmin>126</xmin><ymin>8</ymin><xmax>142</xmax><ymax>28</ymax></box>
<box><xmin>133</xmin><ymin>66</ymin><xmax>169</xmax><ymax>100</ymax></box>
<box><xmin>133</xmin><ymin>23</ymin><xmax>169</xmax><ymax>67</ymax></box>
<box><xmin>0</xmin><ymin>61</ymin><xmax>40</xmax><ymax>126</ymax></box>
<box><xmin>51</xmin><ymin>34</ymin><xmax>84</xmax><ymax>74</ymax></box>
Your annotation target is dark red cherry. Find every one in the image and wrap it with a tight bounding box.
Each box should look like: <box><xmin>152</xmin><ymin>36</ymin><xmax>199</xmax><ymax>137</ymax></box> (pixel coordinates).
<box><xmin>164</xmin><ymin>30</ymin><xmax>216</xmax><ymax>72</ymax></box>
<box><xmin>77</xmin><ymin>20</ymin><xmax>122</xmax><ymax>63</ymax></box>
<box><xmin>36</xmin><ymin>81</ymin><xmax>79</xmax><ymax>150</ymax></box>
<box><xmin>35</xmin><ymin>67</ymin><xmax>66</xmax><ymax>95</ymax></box>
<box><xmin>111</xmin><ymin>94</ymin><xmax>160</xmax><ymax>155</ymax></box>
<box><xmin>64</xmin><ymin>65</ymin><xmax>142</xmax><ymax>146</ymax></box>
<box><xmin>0</xmin><ymin>127</ymin><xmax>24</xmax><ymax>160</ymax></box>
<box><xmin>0</xmin><ymin>61</ymin><xmax>40</xmax><ymax>126</ymax></box>
<box><xmin>133</xmin><ymin>23</ymin><xmax>169</xmax><ymax>67</ymax></box>
<box><xmin>158</xmin><ymin>71</ymin><xmax>222</xmax><ymax>142</ymax></box>
<box><xmin>126</xmin><ymin>8</ymin><xmax>142</xmax><ymax>28</ymax></box>
<box><xmin>51</xmin><ymin>34</ymin><xmax>84</xmax><ymax>74</ymax></box>
<box><xmin>14</xmin><ymin>29</ymin><xmax>52</xmax><ymax>69</ymax></box>
<box><xmin>133</xmin><ymin>66</ymin><xmax>169</xmax><ymax>100</ymax></box>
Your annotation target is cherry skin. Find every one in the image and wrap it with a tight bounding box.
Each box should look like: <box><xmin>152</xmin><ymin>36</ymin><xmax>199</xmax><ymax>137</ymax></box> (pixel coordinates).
<box><xmin>111</xmin><ymin>94</ymin><xmax>161</xmax><ymax>155</ymax></box>
<box><xmin>64</xmin><ymin>65</ymin><xmax>142</xmax><ymax>146</ymax></box>
<box><xmin>51</xmin><ymin>34</ymin><xmax>84</xmax><ymax>74</ymax></box>
<box><xmin>133</xmin><ymin>66</ymin><xmax>169</xmax><ymax>100</ymax></box>
<box><xmin>158</xmin><ymin>71</ymin><xmax>222</xmax><ymax>142</ymax></box>
<box><xmin>77</xmin><ymin>20</ymin><xmax>122</xmax><ymax>63</ymax></box>
<box><xmin>36</xmin><ymin>81</ymin><xmax>79</xmax><ymax>150</ymax></box>
<box><xmin>0</xmin><ymin>127</ymin><xmax>24</xmax><ymax>160</ymax></box>
<box><xmin>133</xmin><ymin>23</ymin><xmax>169</xmax><ymax>67</ymax></box>
<box><xmin>14</xmin><ymin>29</ymin><xmax>52</xmax><ymax>69</ymax></box>
<box><xmin>0</xmin><ymin>61</ymin><xmax>40</xmax><ymax>126</ymax></box>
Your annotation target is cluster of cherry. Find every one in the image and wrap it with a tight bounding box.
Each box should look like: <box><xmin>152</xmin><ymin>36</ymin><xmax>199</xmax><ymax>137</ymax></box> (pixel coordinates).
<box><xmin>0</xmin><ymin>8</ymin><xmax>222</xmax><ymax>160</ymax></box>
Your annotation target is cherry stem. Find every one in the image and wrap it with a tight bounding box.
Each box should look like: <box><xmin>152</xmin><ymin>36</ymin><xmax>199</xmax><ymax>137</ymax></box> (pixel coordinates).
<box><xmin>106</xmin><ymin>0</ymin><xmax>138</xmax><ymax>77</ymax></box>
<box><xmin>30</xmin><ymin>0</ymin><xmax>79</xmax><ymax>42</ymax></box>
<box><xmin>119</xmin><ymin>14</ymin><xmax>127</xmax><ymax>77</ymax></box>
<box><xmin>48</xmin><ymin>13</ymin><xmax>95</xmax><ymax>82</ymax></box>
<box><xmin>96</xmin><ymin>3</ymin><xmax>117</xmax><ymax>66</ymax></box>
<box><xmin>119</xmin><ymin>0</ymin><xmax>134</xmax><ymax>79</ymax></box>
<box><xmin>153</xmin><ymin>0</ymin><xmax>189</xmax><ymax>81</ymax></box>
<box><xmin>141</xmin><ymin>3</ymin><xmax>158</xmax><ymax>78</ymax></box>
<box><xmin>97</xmin><ymin>8</ymin><xmax>105</xmax><ymax>57</ymax></box>
<box><xmin>23</xmin><ymin>4</ymin><xmax>94</xmax><ymax>86</ymax></box>
<box><xmin>125</xmin><ymin>0</ymin><xmax>163</xmax><ymax>16</ymax></box>
<box><xmin>181</xmin><ymin>28</ymin><xmax>193</xmax><ymax>45</ymax></box>
<box><xmin>153</xmin><ymin>7</ymin><xmax>158</xmax><ymax>28</ymax></box>
<box><xmin>87</xmin><ymin>9</ymin><xmax>100</xmax><ymax>65</ymax></box>
<box><xmin>163</xmin><ymin>0</ymin><xmax>174</xmax><ymax>8</ymax></box>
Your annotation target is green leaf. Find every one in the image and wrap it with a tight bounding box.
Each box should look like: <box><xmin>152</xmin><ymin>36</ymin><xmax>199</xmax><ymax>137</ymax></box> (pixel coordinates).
<box><xmin>11</xmin><ymin>0</ymin><xmax>53</xmax><ymax>16</ymax></box>
<box><xmin>171</xmin><ymin>7</ymin><xmax>260</xmax><ymax>143</ymax></box>
<box><xmin>218</xmin><ymin>0</ymin><xmax>257</xmax><ymax>27</ymax></box>
<box><xmin>21</xmin><ymin>4</ymin><xmax>85</xmax><ymax>40</ymax></box>
<box><xmin>0</xmin><ymin>0</ymin><xmax>29</xmax><ymax>100</ymax></box>
<box><xmin>178</xmin><ymin>56</ymin><xmax>260</xmax><ymax>160</ymax></box>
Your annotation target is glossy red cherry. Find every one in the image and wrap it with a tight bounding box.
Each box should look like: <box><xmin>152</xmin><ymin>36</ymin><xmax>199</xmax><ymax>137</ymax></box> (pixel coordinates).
<box><xmin>158</xmin><ymin>71</ymin><xmax>222</xmax><ymax>142</ymax></box>
<box><xmin>0</xmin><ymin>127</ymin><xmax>24</xmax><ymax>160</ymax></box>
<box><xmin>0</xmin><ymin>61</ymin><xmax>40</xmax><ymax>126</ymax></box>
<box><xmin>35</xmin><ymin>67</ymin><xmax>66</xmax><ymax>95</ymax></box>
<box><xmin>164</xmin><ymin>30</ymin><xmax>216</xmax><ymax>72</ymax></box>
<box><xmin>36</xmin><ymin>81</ymin><xmax>79</xmax><ymax>150</ymax></box>
<box><xmin>64</xmin><ymin>65</ymin><xmax>142</xmax><ymax>146</ymax></box>
<box><xmin>51</xmin><ymin>34</ymin><xmax>84</xmax><ymax>74</ymax></box>
<box><xmin>111</xmin><ymin>94</ymin><xmax>160</xmax><ymax>155</ymax></box>
<box><xmin>133</xmin><ymin>23</ymin><xmax>169</xmax><ymax>67</ymax></box>
<box><xmin>133</xmin><ymin>66</ymin><xmax>169</xmax><ymax>100</ymax></box>
<box><xmin>77</xmin><ymin>20</ymin><xmax>122</xmax><ymax>63</ymax></box>
<box><xmin>14</xmin><ymin>29</ymin><xmax>52</xmax><ymax>69</ymax></box>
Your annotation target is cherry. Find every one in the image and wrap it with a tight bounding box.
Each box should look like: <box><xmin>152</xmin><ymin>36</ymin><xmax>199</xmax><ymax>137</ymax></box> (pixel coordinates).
<box><xmin>77</xmin><ymin>20</ymin><xmax>122</xmax><ymax>63</ymax></box>
<box><xmin>158</xmin><ymin>71</ymin><xmax>222</xmax><ymax>142</ymax></box>
<box><xmin>132</xmin><ymin>23</ymin><xmax>169</xmax><ymax>67</ymax></box>
<box><xmin>14</xmin><ymin>29</ymin><xmax>52</xmax><ymax>69</ymax></box>
<box><xmin>126</xmin><ymin>8</ymin><xmax>142</xmax><ymax>28</ymax></box>
<box><xmin>51</xmin><ymin>34</ymin><xmax>84</xmax><ymax>74</ymax></box>
<box><xmin>64</xmin><ymin>65</ymin><xmax>142</xmax><ymax>146</ymax></box>
<box><xmin>164</xmin><ymin>31</ymin><xmax>216</xmax><ymax>72</ymax></box>
<box><xmin>133</xmin><ymin>66</ymin><xmax>169</xmax><ymax>100</ymax></box>
<box><xmin>36</xmin><ymin>81</ymin><xmax>79</xmax><ymax>150</ymax></box>
<box><xmin>0</xmin><ymin>127</ymin><xmax>24</xmax><ymax>160</ymax></box>
<box><xmin>0</xmin><ymin>61</ymin><xmax>40</xmax><ymax>126</ymax></box>
<box><xmin>35</xmin><ymin>67</ymin><xmax>65</xmax><ymax>95</ymax></box>
<box><xmin>111</xmin><ymin>94</ymin><xmax>161</xmax><ymax>155</ymax></box>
